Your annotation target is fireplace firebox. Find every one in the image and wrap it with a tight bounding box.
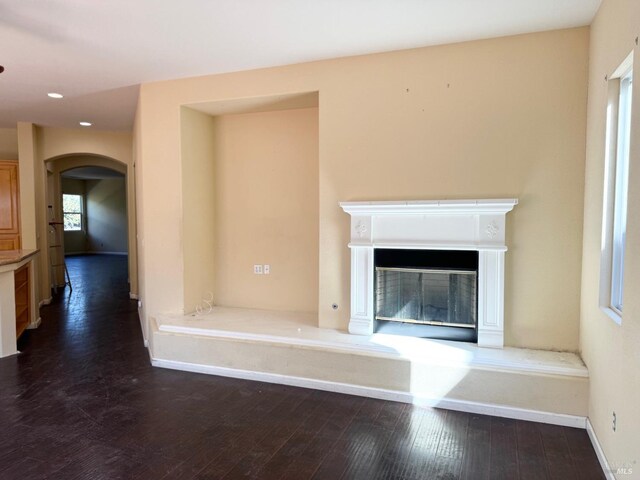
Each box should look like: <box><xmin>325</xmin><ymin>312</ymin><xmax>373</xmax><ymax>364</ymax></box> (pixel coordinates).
<box><xmin>374</xmin><ymin>249</ymin><xmax>478</xmax><ymax>342</ymax></box>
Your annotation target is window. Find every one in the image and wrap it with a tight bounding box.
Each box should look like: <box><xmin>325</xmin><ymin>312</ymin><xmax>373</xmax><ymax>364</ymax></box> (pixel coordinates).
<box><xmin>600</xmin><ymin>52</ymin><xmax>633</xmax><ymax>323</ymax></box>
<box><xmin>63</xmin><ymin>194</ymin><xmax>83</xmax><ymax>231</ymax></box>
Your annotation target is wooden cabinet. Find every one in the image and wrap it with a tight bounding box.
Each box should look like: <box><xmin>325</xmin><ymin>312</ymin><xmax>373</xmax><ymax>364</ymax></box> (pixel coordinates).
<box><xmin>14</xmin><ymin>264</ymin><xmax>29</xmax><ymax>339</ymax></box>
<box><xmin>0</xmin><ymin>161</ymin><xmax>21</xmax><ymax>251</ymax></box>
<box><xmin>0</xmin><ymin>250</ymin><xmax>37</xmax><ymax>357</ymax></box>
<box><xmin>0</xmin><ymin>237</ymin><xmax>20</xmax><ymax>250</ymax></box>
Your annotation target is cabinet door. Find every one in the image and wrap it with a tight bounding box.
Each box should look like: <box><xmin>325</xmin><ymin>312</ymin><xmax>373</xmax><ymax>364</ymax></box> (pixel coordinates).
<box><xmin>0</xmin><ymin>161</ymin><xmax>20</xmax><ymax>250</ymax></box>
<box><xmin>0</xmin><ymin>237</ymin><xmax>20</xmax><ymax>250</ymax></box>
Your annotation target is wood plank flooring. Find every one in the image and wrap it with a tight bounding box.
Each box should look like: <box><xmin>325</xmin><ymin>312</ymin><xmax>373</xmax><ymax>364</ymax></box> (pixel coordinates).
<box><xmin>0</xmin><ymin>255</ymin><xmax>605</xmax><ymax>479</ymax></box>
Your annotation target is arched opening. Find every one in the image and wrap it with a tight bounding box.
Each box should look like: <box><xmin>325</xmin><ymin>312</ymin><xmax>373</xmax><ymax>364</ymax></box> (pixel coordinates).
<box><xmin>42</xmin><ymin>154</ymin><xmax>137</xmax><ymax>302</ymax></box>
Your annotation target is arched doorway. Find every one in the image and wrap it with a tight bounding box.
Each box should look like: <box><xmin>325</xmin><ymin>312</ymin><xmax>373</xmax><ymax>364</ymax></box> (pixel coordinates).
<box><xmin>42</xmin><ymin>154</ymin><xmax>137</xmax><ymax>301</ymax></box>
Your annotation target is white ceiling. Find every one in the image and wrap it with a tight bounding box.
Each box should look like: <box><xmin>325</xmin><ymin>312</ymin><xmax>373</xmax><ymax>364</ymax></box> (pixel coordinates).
<box><xmin>189</xmin><ymin>92</ymin><xmax>319</xmax><ymax>117</ymax></box>
<box><xmin>0</xmin><ymin>0</ymin><xmax>601</xmax><ymax>131</ymax></box>
<box><xmin>61</xmin><ymin>166</ymin><xmax>124</xmax><ymax>180</ymax></box>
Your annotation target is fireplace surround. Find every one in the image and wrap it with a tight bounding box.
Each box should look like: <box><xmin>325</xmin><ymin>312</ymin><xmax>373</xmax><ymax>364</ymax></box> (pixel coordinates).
<box><xmin>340</xmin><ymin>199</ymin><xmax>518</xmax><ymax>348</ymax></box>
<box><xmin>375</xmin><ymin>248</ymin><xmax>479</xmax><ymax>342</ymax></box>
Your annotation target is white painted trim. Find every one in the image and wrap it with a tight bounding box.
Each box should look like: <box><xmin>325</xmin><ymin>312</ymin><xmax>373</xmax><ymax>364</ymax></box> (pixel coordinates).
<box><xmin>611</xmin><ymin>50</ymin><xmax>634</xmax><ymax>79</ymax></box>
<box><xmin>157</xmin><ymin>321</ymin><xmax>588</xmax><ymax>378</ymax></box>
<box><xmin>138</xmin><ymin>310</ymin><xmax>148</xmax><ymax>347</ymax></box>
<box><xmin>476</xmin><ymin>329</ymin><xmax>503</xmax><ymax>349</ymax></box>
<box><xmin>340</xmin><ymin>198</ymin><xmax>517</xmax><ymax>348</ymax></box>
<box><xmin>66</xmin><ymin>251</ymin><xmax>128</xmax><ymax>256</ymax></box>
<box><xmin>587</xmin><ymin>419</ymin><xmax>616</xmax><ymax>480</ymax></box>
<box><xmin>600</xmin><ymin>306</ymin><xmax>622</xmax><ymax>326</ymax></box>
<box><xmin>38</xmin><ymin>297</ymin><xmax>52</xmax><ymax>308</ymax></box>
<box><xmin>27</xmin><ymin>317</ymin><xmax>41</xmax><ymax>329</ymax></box>
<box><xmin>86</xmin><ymin>251</ymin><xmax>128</xmax><ymax>256</ymax></box>
<box><xmin>151</xmin><ymin>357</ymin><xmax>586</xmax><ymax>429</ymax></box>
<box><xmin>129</xmin><ymin>292</ymin><xmax>139</xmax><ymax>300</ymax></box>
<box><xmin>339</xmin><ymin>199</ymin><xmax>518</xmax><ymax>216</ymax></box>
<box><xmin>349</xmin><ymin>242</ymin><xmax>508</xmax><ymax>251</ymax></box>
<box><xmin>349</xmin><ymin>246</ymin><xmax>374</xmax><ymax>334</ymax></box>
<box><xmin>348</xmin><ymin>317</ymin><xmax>374</xmax><ymax>335</ymax></box>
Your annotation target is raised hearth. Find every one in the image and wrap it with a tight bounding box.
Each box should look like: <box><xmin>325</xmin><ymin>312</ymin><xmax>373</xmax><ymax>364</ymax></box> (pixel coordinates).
<box><xmin>152</xmin><ymin>306</ymin><xmax>588</xmax><ymax>427</ymax></box>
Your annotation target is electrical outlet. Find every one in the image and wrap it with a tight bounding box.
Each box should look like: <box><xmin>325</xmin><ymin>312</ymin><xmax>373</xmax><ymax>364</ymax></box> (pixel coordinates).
<box><xmin>613</xmin><ymin>411</ymin><xmax>617</xmax><ymax>432</ymax></box>
<box><xmin>253</xmin><ymin>264</ymin><xmax>263</xmax><ymax>274</ymax></box>
<box><xmin>263</xmin><ymin>264</ymin><xmax>270</xmax><ymax>274</ymax></box>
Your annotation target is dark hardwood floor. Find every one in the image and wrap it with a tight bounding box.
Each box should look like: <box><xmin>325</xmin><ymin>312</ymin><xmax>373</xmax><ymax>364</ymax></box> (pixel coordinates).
<box><xmin>0</xmin><ymin>254</ymin><xmax>605</xmax><ymax>479</ymax></box>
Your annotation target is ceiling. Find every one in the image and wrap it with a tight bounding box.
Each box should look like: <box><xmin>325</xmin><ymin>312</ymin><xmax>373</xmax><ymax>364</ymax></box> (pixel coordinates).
<box><xmin>189</xmin><ymin>92</ymin><xmax>319</xmax><ymax>117</ymax></box>
<box><xmin>61</xmin><ymin>166</ymin><xmax>124</xmax><ymax>180</ymax></box>
<box><xmin>0</xmin><ymin>0</ymin><xmax>601</xmax><ymax>131</ymax></box>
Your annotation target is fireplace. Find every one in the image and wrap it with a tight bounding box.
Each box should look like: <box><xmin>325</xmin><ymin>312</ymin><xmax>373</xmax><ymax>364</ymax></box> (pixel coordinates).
<box><xmin>375</xmin><ymin>249</ymin><xmax>478</xmax><ymax>342</ymax></box>
<box><xmin>340</xmin><ymin>199</ymin><xmax>517</xmax><ymax>348</ymax></box>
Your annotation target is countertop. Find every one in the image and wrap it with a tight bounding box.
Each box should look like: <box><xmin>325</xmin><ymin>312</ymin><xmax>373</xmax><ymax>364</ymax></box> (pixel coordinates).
<box><xmin>0</xmin><ymin>249</ymin><xmax>39</xmax><ymax>267</ymax></box>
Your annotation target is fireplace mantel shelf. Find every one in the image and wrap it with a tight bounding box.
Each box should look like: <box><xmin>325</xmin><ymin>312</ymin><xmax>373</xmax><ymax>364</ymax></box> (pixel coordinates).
<box><xmin>340</xmin><ymin>198</ymin><xmax>518</xmax><ymax>348</ymax></box>
<box><xmin>340</xmin><ymin>199</ymin><xmax>518</xmax><ymax>216</ymax></box>
<box><xmin>348</xmin><ymin>242</ymin><xmax>508</xmax><ymax>251</ymax></box>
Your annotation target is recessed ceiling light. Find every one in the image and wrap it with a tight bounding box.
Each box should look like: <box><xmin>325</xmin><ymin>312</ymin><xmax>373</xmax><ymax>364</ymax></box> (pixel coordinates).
<box><xmin>79</xmin><ymin>121</ymin><xmax>92</xmax><ymax>127</ymax></box>
<box><xmin>47</xmin><ymin>92</ymin><xmax>63</xmax><ymax>99</ymax></box>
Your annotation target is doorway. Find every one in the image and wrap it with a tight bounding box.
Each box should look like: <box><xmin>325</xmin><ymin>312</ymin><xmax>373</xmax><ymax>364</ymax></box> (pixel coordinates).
<box><xmin>43</xmin><ymin>154</ymin><xmax>137</xmax><ymax>301</ymax></box>
<box><xmin>54</xmin><ymin>166</ymin><xmax>129</xmax><ymax>295</ymax></box>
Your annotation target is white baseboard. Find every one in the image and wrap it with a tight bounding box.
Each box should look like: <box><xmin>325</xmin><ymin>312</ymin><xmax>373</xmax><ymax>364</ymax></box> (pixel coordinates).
<box><xmin>66</xmin><ymin>251</ymin><xmax>128</xmax><ymax>256</ymax></box>
<box><xmin>587</xmin><ymin>419</ymin><xmax>616</xmax><ymax>480</ymax></box>
<box><xmin>129</xmin><ymin>292</ymin><xmax>139</xmax><ymax>300</ymax></box>
<box><xmin>138</xmin><ymin>309</ymin><xmax>148</xmax><ymax>348</ymax></box>
<box><xmin>88</xmin><ymin>251</ymin><xmax>128</xmax><ymax>256</ymax></box>
<box><xmin>151</xmin><ymin>357</ymin><xmax>587</xmax><ymax>429</ymax></box>
<box><xmin>39</xmin><ymin>297</ymin><xmax>52</xmax><ymax>308</ymax></box>
<box><xmin>27</xmin><ymin>317</ymin><xmax>42</xmax><ymax>329</ymax></box>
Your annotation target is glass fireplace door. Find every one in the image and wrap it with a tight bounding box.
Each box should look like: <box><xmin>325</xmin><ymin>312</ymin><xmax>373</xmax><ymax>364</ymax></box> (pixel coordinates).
<box><xmin>375</xmin><ymin>267</ymin><xmax>477</xmax><ymax>328</ymax></box>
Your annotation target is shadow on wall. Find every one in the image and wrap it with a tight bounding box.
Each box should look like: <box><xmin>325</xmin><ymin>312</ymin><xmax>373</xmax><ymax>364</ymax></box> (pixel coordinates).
<box><xmin>61</xmin><ymin>168</ymin><xmax>128</xmax><ymax>255</ymax></box>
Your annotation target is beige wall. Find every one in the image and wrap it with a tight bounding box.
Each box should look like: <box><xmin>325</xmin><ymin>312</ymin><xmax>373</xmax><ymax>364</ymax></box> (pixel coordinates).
<box><xmin>37</xmin><ymin>127</ymin><xmax>133</xmax><ymax>162</ymax></box>
<box><xmin>137</xmin><ymin>27</ymin><xmax>589</xmax><ymax>351</ymax></box>
<box><xmin>54</xmin><ymin>157</ymin><xmax>127</xmax><ymax>256</ymax></box>
<box><xmin>0</xmin><ymin>128</ymin><xmax>18</xmax><ymax>159</ymax></box>
<box><xmin>61</xmin><ymin>176</ymin><xmax>128</xmax><ymax>254</ymax></box>
<box><xmin>133</xmin><ymin>100</ymin><xmax>147</xmax><ymax>341</ymax></box>
<box><xmin>17</xmin><ymin>126</ymin><xmax>138</xmax><ymax>303</ymax></box>
<box><xmin>18</xmin><ymin>124</ymin><xmax>47</xmax><ymax>302</ymax></box>
<box><xmin>212</xmin><ymin>108</ymin><xmax>319</xmax><ymax>313</ymax></box>
<box><xmin>85</xmin><ymin>178</ymin><xmax>128</xmax><ymax>254</ymax></box>
<box><xmin>181</xmin><ymin>107</ymin><xmax>216</xmax><ymax>313</ymax></box>
<box><xmin>581</xmin><ymin>0</ymin><xmax>640</xmax><ymax>474</ymax></box>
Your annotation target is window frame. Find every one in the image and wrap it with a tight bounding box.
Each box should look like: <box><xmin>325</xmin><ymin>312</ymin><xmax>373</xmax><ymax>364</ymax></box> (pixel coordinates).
<box><xmin>62</xmin><ymin>193</ymin><xmax>84</xmax><ymax>232</ymax></box>
<box><xmin>600</xmin><ymin>52</ymin><xmax>633</xmax><ymax>324</ymax></box>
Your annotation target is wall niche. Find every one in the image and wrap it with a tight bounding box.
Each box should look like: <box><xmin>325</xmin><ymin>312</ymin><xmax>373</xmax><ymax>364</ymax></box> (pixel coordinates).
<box><xmin>181</xmin><ymin>92</ymin><xmax>319</xmax><ymax>315</ymax></box>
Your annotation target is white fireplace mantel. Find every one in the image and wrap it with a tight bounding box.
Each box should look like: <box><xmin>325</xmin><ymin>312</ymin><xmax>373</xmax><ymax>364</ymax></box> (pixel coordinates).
<box><xmin>340</xmin><ymin>199</ymin><xmax>518</xmax><ymax>348</ymax></box>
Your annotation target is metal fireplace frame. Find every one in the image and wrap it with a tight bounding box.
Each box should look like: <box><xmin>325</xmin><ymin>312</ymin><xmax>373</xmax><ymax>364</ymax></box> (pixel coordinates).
<box><xmin>374</xmin><ymin>266</ymin><xmax>478</xmax><ymax>329</ymax></box>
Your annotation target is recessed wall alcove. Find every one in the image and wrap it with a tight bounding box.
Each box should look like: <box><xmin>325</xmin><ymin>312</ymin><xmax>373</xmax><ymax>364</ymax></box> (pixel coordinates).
<box><xmin>180</xmin><ymin>92</ymin><xmax>319</xmax><ymax>316</ymax></box>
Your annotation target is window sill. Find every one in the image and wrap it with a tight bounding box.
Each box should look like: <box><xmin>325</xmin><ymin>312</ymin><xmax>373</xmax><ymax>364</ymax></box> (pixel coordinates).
<box><xmin>600</xmin><ymin>306</ymin><xmax>622</xmax><ymax>326</ymax></box>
